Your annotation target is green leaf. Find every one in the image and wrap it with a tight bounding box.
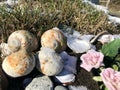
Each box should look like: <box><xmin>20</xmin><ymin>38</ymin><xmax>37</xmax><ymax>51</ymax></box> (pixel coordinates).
<box><xmin>101</xmin><ymin>39</ymin><xmax>120</xmax><ymax>58</ymax></box>
<box><xmin>93</xmin><ymin>76</ymin><xmax>102</xmax><ymax>82</ymax></box>
<box><xmin>115</xmin><ymin>55</ymin><xmax>120</xmax><ymax>61</ymax></box>
<box><xmin>112</xmin><ymin>64</ymin><xmax>119</xmax><ymax>71</ymax></box>
<box><xmin>104</xmin><ymin>87</ymin><xmax>108</xmax><ymax>90</ymax></box>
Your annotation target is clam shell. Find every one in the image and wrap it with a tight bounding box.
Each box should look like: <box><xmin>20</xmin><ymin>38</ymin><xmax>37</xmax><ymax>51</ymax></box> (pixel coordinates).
<box><xmin>41</xmin><ymin>28</ymin><xmax>67</xmax><ymax>53</ymax></box>
<box><xmin>0</xmin><ymin>43</ymin><xmax>13</xmax><ymax>58</ymax></box>
<box><xmin>60</xmin><ymin>51</ymin><xmax>77</xmax><ymax>74</ymax></box>
<box><xmin>98</xmin><ymin>34</ymin><xmax>114</xmax><ymax>44</ymax></box>
<box><xmin>7</xmin><ymin>30</ymin><xmax>38</xmax><ymax>52</ymax></box>
<box><xmin>2</xmin><ymin>49</ymin><xmax>36</xmax><ymax>78</ymax></box>
<box><xmin>37</xmin><ymin>47</ymin><xmax>64</xmax><ymax>76</ymax></box>
<box><xmin>67</xmin><ymin>37</ymin><xmax>91</xmax><ymax>53</ymax></box>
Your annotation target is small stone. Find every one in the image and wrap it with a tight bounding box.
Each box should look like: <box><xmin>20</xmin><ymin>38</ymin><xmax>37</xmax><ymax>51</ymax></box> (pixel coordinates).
<box><xmin>55</xmin><ymin>85</ymin><xmax>68</xmax><ymax>90</ymax></box>
<box><xmin>25</xmin><ymin>76</ymin><xmax>53</xmax><ymax>90</ymax></box>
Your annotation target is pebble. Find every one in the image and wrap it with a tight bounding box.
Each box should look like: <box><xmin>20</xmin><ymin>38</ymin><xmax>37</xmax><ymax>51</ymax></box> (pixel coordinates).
<box><xmin>25</xmin><ymin>76</ymin><xmax>53</xmax><ymax>90</ymax></box>
<box><xmin>54</xmin><ymin>85</ymin><xmax>68</xmax><ymax>90</ymax></box>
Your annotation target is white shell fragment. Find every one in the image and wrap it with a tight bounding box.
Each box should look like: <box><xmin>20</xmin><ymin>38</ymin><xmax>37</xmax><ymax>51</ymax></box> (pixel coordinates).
<box><xmin>0</xmin><ymin>43</ymin><xmax>13</xmax><ymax>58</ymax></box>
<box><xmin>98</xmin><ymin>34</ymin><xmax>114</xmax><ymax>44</ymax></box>
<box><xmin>37</xmin><ymin>47</ymin><xmax>64</xmax><ymax>76</ymax></box>
<box><xmin>7</xmin><ymin>30</ymin><xmax>38</xmax><ymax>52</ymax></box>
<box><xmin>55</xmin><ymin>69</ymin><xmax>75</xmax><ymax>86</ymax></box>
<box><xmin>113</xmin><ymin>34</ymin><xmax>120</xmax><ymax>39</ymax></box>
<box><xmin>80</xmin><ymin>35</ymin><xmax>94</xmax><ymax>41</ymax></box>
<box><xmin>60</xmin><ymin>51</ymin><xmax>77</xmax><ymax>74</ymax></box>
<box><xmin>67</xmin><ymin>37</ymin><xmax>91</xmax><ymax>53</ymax></box>
<box><xmin>2</xmin><ymin>49</ymin><xmax>36</xmax><ymax>78</ymax></box>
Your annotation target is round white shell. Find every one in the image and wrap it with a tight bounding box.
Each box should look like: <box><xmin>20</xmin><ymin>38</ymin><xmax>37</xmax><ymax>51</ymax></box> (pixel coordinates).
<box><xmin>7</xmin><ymin>30</ymin><xmax>38</xmax><ymax>52</ymax></box>
<box><xmin>37</xmin><ymin>47</ymin><xmax>64</xmax><ymax>76</ymax></box>
<box><xmin>67</xmin><ymin>37</ymin><xmax>91</xmax><ymax>53</ymax></box>
<box><xmin>2</xmin><ymin>49</ymin><xmax>36</xmax><ymax>78</ymax></box>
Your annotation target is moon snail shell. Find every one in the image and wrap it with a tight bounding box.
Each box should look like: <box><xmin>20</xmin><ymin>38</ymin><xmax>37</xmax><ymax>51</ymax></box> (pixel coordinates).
<box><xmin>41</xmin><ymin>28</ymin><xmax>67</xmax><ymax>53</ymax></box>
<box><xmin>7</xmin><ymin>30</ymin><xmax>38</xmax><ymax>52</ymax></box>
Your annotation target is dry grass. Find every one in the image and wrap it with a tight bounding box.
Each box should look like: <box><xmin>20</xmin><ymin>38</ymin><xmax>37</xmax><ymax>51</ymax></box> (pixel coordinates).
<box><xmin>0</xmin><ymin>0</ymin><xmax>118</xmax><ymax>42</ymax></box>
<box><xmin>0</xmin><ymin>0</ymin><xmax>119</xmax><ymax>63</ymax></box>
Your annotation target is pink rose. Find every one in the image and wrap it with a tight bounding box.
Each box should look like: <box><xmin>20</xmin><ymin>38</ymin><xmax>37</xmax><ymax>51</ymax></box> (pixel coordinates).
<box><xmin>100</xmin><ymin>68</ymin><xmax>120</xmax><ymax>90</ymax></box>
<box><xmin>80</xmin><ymin>49</ymin><xmax>104</xmax><ymax>72</ymax></box>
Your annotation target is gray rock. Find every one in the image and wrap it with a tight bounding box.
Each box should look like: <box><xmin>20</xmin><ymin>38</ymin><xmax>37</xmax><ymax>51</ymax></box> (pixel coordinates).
<box><xmin>54</xmin><ymin>86</ymin><xmax>68</xmax><ymax>90</ymax></box>
<box><xmin>68</xmin><ymin>85</ymin><xmax>89</xmax><ymax>90</ymax></box>
<box><xmin>25</xmin><ymin>76</ymin><xmax>53</xmax><ymax>90</ymax></box>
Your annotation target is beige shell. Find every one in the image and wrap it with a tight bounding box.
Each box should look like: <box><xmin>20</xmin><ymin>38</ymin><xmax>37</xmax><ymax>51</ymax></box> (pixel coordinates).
<box><xmin>37</xmin><ymin>47</ymin><xmax>64</xmax><ymax>76</ymax></box>
<box><xmin>7</xmin><ymin>30</ymin><xmax>38</xmax><ymax>52</ymax></box>
<box><xmin>41</xmin><ymin>28</ymin><xmax>67</xmax><ymax>53</ymax></box>
<box><xmin>2</xmin><ymin>49</ymin><xmax>36</xmax><ymax>78</ymax></box>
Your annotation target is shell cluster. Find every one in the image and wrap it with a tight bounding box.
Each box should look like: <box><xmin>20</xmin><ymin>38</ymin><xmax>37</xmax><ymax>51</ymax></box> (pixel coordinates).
<box><xmin>0</xmin><ymin>28</ymin><xmax>77</xmax><ymax>85</ymax></box>
<box><xmin>1</xmin><ymin>27</ymin><xmax>117</xmax><ymax>86</ymax></box>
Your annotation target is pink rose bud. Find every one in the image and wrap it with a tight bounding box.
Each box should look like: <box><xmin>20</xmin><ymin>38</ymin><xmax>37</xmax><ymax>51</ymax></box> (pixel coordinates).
<box><xmin>80</xmin><ymin>49</ymin><xmax>104</xmax><ymax>72</ymax></box>
<box><xmin>100</xmin><ymin>68</ymin><xmax>120</xmax><ymax>90</ymax></box>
